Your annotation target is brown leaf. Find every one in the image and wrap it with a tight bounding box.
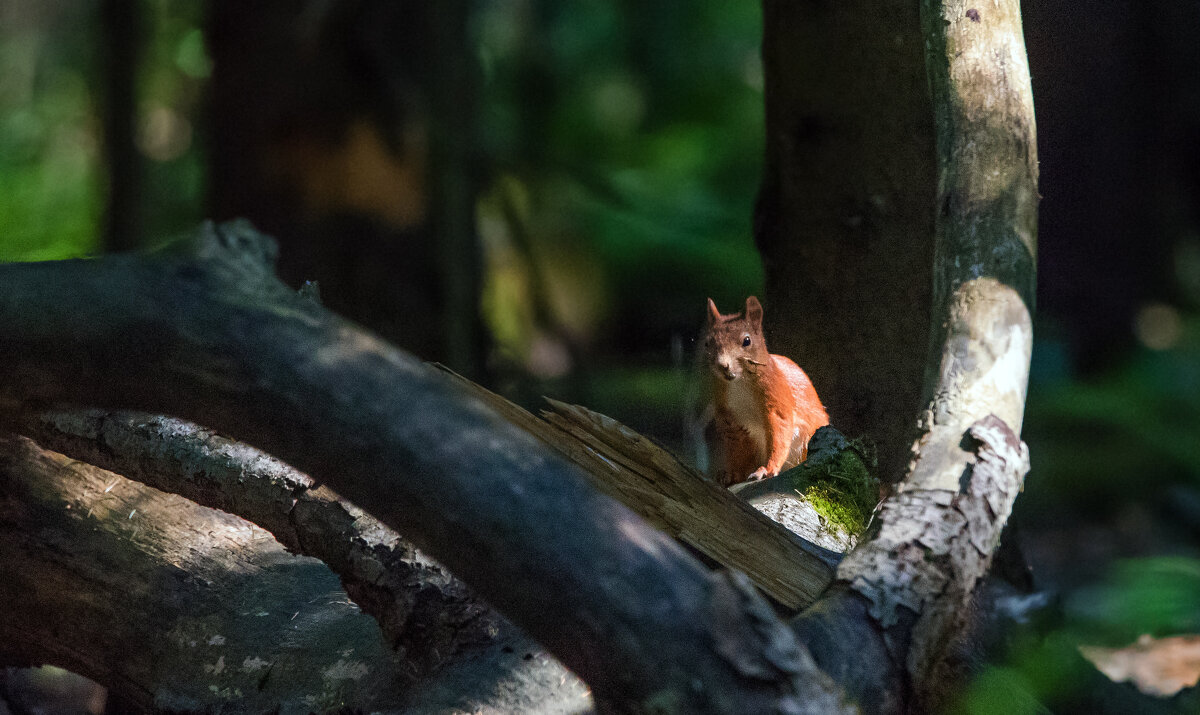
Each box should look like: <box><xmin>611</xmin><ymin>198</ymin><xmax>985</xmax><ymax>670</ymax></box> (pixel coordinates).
<box><xmin>1080</xmin><ymin>634</ymin><xmax>1200</xmax><ymax>697</ymax></box>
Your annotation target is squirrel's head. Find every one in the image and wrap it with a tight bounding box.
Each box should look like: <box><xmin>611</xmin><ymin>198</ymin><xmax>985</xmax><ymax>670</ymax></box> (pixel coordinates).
<box><xmin>703</xmin><ymin>296</ymin><xmax>769</xmax><ymax>381</ymax></box>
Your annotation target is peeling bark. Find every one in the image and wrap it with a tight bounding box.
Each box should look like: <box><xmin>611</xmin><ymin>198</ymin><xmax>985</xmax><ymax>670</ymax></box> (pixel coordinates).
<box><xmin>792</xmin><ymin>416</ymin><xmax>1030</xmax><ymax>713</ymax></box>
<box><xmin>838</xmin><ymin>416</ymin><xmax>1030</xmax><ymax>683</ymax></box>
<box><xmin>907</xmin><ymin>279</ymin><xmax>1032</xmax><ymax>492</ymax></box>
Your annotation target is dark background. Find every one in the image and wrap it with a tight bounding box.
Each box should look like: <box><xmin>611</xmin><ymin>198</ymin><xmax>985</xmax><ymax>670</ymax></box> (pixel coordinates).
<box><xmin>1</xmin><ymin>1</ymin><xmax>1198</xmax><ymax>712</ymax></box>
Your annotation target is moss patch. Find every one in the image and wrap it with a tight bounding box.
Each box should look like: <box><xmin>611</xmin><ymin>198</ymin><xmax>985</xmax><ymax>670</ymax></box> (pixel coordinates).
<box><xmin>781</xmin><ymin>428</ymin><xmax>880</xmax><ymax>535</ymax></box>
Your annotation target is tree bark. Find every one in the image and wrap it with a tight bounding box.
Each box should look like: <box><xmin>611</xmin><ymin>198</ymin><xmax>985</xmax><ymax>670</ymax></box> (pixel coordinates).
<box><xmin>0</xmin><ymin>431</ymin><xmax>592</xmax><ymax>713</ymax></box>
<box><xmin>440</xmin><ymin>370</ymin><xmax>840</xmax><ymax>609</ymax></box>
<box><xmin>4</xmin><ymin>409</ymin><xmax>495</xmax><ymax>674</ymax></box>
<box><xmin>0</xmin><ymin>432</ymin><xmax>413</xmax><ymax>712</ymax></box>
<box><xmin>0</xmin><ymin>221</ymin><xmax>848</xmax><ymax>713</ymax></box>
<box><xmin>780</xmin><ymin>1</ymin><xmax>1039</xmax><ymax>711</ymax></box>
<box><xmin>756</xmin><ymin>0</ymin><xmax>938</xmax><ymax>483</ymax></box>
<box><xmin>914</xmin><ymin>0</ymin><xmax>1038</xmax><ymax>450</ymax></box>
<box><xmin>429</xmin><ymin>0</ymin><xmax>486</xmax><ymax>379</ymax></box>
<box><xmin>807</xmin><ymin>416</ymin><xmax>1030</xmax><ymax>712</ymax></box>
<box><xmin>100</xmin><ymin>0</ymin><xmax>143</xmax><ymax>252</ymax></box>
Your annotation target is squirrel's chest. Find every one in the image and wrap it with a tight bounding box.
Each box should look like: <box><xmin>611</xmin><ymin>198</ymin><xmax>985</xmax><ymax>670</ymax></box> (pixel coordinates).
<box><xmin>722</xmin><ymin>379</ymin><xmax>768</xmax><ymax>458</ymax></box>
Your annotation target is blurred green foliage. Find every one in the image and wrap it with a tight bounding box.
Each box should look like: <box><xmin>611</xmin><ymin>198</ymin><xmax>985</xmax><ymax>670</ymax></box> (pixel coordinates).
<box><xmin>1024</xmin><ymin>315</ymin><xmax>1200</xmax><ymax>515</ymax></box>
<box><xmin>1067</xmin><ymin>558</ymin><xmax>1200</xmax><ymax>641</ymax></box>
<box><xmin>477</xmin><ymin>0</ymin><xmax>766</xmax><ymax>359</ymax></box>
<box><xmin>138</xmin><ymin>0</ymin><xmax>208</xmax><ymax>242</ymax></box>
<box><xmin>0</xmin><ymin>0</ymin><xmax>207</xmax><ymax>262</ymax></box>
<box><xmin>955</xmin><ymin>557</ymin><xmax>1200</xmax><ymax>714</ymax></box>
<box><xmin>0</xmin><ymin>2</ymin><xmax>101</xmax><ymax>261</ymax></box>
<box><xmin>3</xmin><ymin>0</ymin><xmax>764</xmax><ymax>371</ymax></box>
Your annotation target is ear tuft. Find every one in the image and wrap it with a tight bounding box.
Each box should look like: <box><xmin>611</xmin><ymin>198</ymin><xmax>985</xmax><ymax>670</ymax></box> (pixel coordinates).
<box><xmin>706</xmin><ymin>298</ymin><xmax>722</xmax><ymax>324</ymax></box>
<box><xmin>745</xmin><ymin>296</ymin><xmax>763</xmax><ymax>326</ymax></box>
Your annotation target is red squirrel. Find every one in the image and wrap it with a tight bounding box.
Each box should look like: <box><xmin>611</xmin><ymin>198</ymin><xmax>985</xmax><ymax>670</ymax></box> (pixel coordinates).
<box><xmin>704</xmin><ymin>296</ymin><xmax>829</xmax><ymax>486</ymax></box>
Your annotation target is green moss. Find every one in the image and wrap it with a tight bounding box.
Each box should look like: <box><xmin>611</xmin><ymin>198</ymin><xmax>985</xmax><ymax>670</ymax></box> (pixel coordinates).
<box><xmin>781</xmin><ymin>428</ymin><xmax>880</xmax><ymax>534</ymax></box>
<box><xmin>802</xmin><ymin>482</ymin><xmax>868</xmax><ymax>534</ymax></box>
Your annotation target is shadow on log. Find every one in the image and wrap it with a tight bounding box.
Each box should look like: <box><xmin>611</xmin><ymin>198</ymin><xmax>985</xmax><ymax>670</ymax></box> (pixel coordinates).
<box><xmin>0</xmin><ymin>211</ymin><xmax>1037</xmax><ymax>712</ymax></box>
<box><xmin>0</xmin><ymin>221</ymin><xmax>849</xmax><ymax>713</ymax></box>
<box><xmin>0</xmin><ymin>433</ymin><xmax>412</xmax><ymax>712</ymax></box>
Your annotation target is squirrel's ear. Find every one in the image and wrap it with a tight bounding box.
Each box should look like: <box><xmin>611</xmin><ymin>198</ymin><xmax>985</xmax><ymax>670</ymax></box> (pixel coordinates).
<box><xmin>706</xmin><ymin>298</ymin><xmax>722</xmax><ymax>324</ymax></box>
<box><xmin>745</xmin><ymin>296</ymin><xmax>763</xmax><ymax>327</ymax></box>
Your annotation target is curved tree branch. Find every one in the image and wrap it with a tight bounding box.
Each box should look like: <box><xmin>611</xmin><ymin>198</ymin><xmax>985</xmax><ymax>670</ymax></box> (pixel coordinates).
<box><xmin>4</xmin><ymin>409</ymin><xmax>497</xmax><ymax>674</ymax></box>
<box><xmin>0</xmin><ymin>431</ymin><xmax>592</xmax><ymax>713</ymax></box>
<box><xmin>785</xmin><ymin>1</ymin><xmax>1038</xmax><ymax>712</ymax></box>
<box><xmin>0</xmin><ymin>221</ymin><xmax>848</xmax><ymax>713</ymax></box>
<box><xmin>0</xmin><ymin>432</ymin><xmax>414</xmax><ymax>712</ymax></box>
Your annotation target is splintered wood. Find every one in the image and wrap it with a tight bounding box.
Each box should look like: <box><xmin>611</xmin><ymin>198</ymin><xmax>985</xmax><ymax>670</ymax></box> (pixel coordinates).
<box><xmin>438</xmin><ymin>367</ymin><xmax>835</xmax><ymax>609</ymax></box>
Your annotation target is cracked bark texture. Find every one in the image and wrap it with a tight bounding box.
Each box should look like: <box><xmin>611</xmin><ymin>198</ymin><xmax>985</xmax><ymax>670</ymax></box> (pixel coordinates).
<box><xmin>0</xmin><ymin>221</ymin><xmax>850</xmax><ymax>714</ymax></box>
<box><xmin>837</xmin><ymin>417</ymin><xmax>1030</xmax><ymax>685</ymax></box>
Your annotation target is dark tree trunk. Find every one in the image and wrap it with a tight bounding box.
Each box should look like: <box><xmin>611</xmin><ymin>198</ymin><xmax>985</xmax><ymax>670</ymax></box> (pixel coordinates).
<box><xmin>755</xmin><ymin>1</ymin><xmax>1038</xmax><ymax>711</ymax></box>
<box><xmin>205</xmin><ymin>0</ymin><xmax>484</xmax><ymax>373</ymax></box>
<box><xmin>429</xmin><ymin>0</ymin><xmax>486</xmax><ymax>380</ymax></box>
<box><xmin>100</xmin><ymin>0</ymin><xmax>142</xmax><ymax>252</ymax></box>
<box><xmin>756</xmin><ymin>0</ymin><xmax>938</xmax><ymax>483</ymax></box>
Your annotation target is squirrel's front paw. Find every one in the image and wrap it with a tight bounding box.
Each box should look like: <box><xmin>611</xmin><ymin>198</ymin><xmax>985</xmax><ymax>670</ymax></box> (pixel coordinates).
<box><xmin>748</xmin><ymin>467</ymin><xmax>772</xmax><ymax>481</ymax></box>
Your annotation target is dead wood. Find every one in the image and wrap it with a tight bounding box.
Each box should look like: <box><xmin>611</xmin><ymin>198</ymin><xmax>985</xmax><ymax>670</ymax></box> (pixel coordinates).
<box><xmin>0</xmin><ymin>432</ymin><xmax>413</xmax><ymax>712</ymax></box>
<box><xmin>437</xmin><ymin>367</ymin><xmax>840</xmax><ymax>609</ymax></box>
<box><xmin>0</xmin><ymin>220</ymin><xmax>849</xmax><ymax>713</ymax></box>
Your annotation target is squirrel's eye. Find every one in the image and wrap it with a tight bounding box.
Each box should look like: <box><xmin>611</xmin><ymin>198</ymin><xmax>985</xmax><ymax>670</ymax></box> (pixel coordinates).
<box><xmin>742</xmin><ymin>335</ymin><xmax>751</xmax><ymax>348</ymax></box>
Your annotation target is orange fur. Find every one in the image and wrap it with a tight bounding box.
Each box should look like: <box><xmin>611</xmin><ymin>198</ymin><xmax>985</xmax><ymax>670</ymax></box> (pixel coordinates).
<box><xmin>704</xmin><ymin>297</ymin><xmax>829</xmax><ymax>486</ymax></box>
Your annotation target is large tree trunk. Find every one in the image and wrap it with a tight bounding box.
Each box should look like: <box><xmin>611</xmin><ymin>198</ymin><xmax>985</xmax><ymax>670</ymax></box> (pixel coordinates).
<box><xmin>206</xmin><ymin>0</ymin><xmax>483</xmax><ymax>372</ymax></box>
<box><xmin>783</xmin><ymin>0</ymin><xmax>1039</xmax><ymax>711</ymax></box>
<box><xmin>100</xmin><ymin>0</ymin><xmax>143</xmax><ymax>252</ymax></box>
<box><xmin>756</xmin><ymin>0</ymin><xmax>938</xmax><ymax>482</ymax></box>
